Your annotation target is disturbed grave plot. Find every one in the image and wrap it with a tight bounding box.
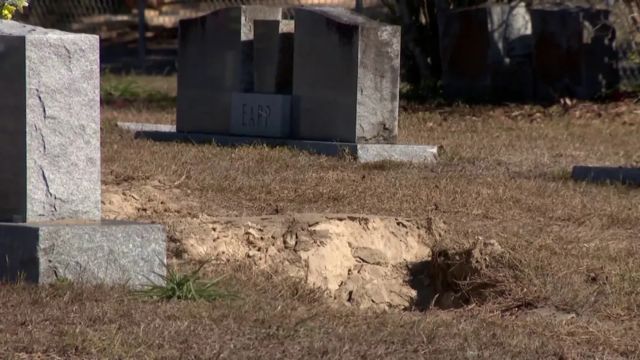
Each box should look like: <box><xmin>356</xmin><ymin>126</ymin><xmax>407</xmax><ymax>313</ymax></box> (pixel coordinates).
<box><xmin>103</xmin><ymin>182</ymin><xmax>513</xmax><ymax>311</ymax></box>
<box><xmin>183</xmin><ymin>214</ymin><xmax>436</xmax><ymax>310</ymax></box>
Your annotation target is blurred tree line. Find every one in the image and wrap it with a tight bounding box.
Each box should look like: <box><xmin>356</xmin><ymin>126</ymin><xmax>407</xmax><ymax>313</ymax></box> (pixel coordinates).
<box><xmin>382</xmin><ymin>0</ymin><xmax>640</xmax><ymax>95</ymax></box>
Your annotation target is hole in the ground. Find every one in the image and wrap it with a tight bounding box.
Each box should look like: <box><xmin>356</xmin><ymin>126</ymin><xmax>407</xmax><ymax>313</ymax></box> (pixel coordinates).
<box><xmin>408</xmin><ymin>239</ymin><xmax>509</xmax><ymax>311</ymax></box>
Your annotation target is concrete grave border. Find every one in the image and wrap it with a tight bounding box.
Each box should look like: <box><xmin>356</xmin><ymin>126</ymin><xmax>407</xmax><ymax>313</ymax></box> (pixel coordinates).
<box><xmin>117</xmin><ymin>122</ymin><xmax>439</xmax><ymax>164</ymax></box>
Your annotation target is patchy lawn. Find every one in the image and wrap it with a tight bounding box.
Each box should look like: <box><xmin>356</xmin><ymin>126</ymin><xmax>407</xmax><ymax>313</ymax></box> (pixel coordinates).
<box><xmin>2</xmin><ymin>74</ymin><xmax>639</xmax><ymax>359</ymax></box>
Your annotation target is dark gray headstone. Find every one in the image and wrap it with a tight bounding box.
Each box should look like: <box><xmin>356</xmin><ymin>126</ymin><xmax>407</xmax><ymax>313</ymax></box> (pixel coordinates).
<box><xmin>531</xmin><ymin>7</ymin><xmax>618</xmax><ymax>101</ymax></box>
<box><xmin>292</xmin><ymin>7</ymin><xmax>400</xmax><ymax>144</ymax></box>
<box><xmin>177</xmin><ymin>6</ymin><xmax>282</xmax><ymax>134</ymax></box>
<box><xmin>438</xmin><ymin>3</ymin><xmax>533</xmax><ymax>102</ymax></box>
<box><xmin>438</xmin><ymin>4</ymin><xmax>618</xmax><ymax>102</ymax></box>
<box><xmin>254</xmin><ymin>19</ymin><xmax>294</xmax><ymax>94</ymax></box>
<box><xmin>229</xmin><ymin>93</ymin><xmax>291</xmax><ymax>138</ymax></box>
<box><xmin>0</xmin><ymin>21</ymin><xmax>101</xmax><ymax>223</ymax></box>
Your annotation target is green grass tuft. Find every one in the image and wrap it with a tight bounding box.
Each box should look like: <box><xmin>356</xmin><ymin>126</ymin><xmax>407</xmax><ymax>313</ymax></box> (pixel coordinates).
<box><xmin>136</xmin><ymin>263</ymin><xmax>235</xmax><ymax>302</ymax></box>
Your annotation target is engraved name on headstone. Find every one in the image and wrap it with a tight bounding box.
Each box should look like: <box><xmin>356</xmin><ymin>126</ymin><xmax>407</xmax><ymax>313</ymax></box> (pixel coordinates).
<box><xmin>230</xmin><ymin>92</ymin><xmax>291</xmax><ymax>138</ymax></box>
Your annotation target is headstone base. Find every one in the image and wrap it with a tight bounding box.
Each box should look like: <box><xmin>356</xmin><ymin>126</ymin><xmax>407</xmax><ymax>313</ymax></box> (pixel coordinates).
<box><xmin>356</xmin><ymin>144</ymin><xmax>439</xmax><ymax>163</ymax></box>
<box><xmin>0</xmin><ymin>220</ymin><xmax>166</xmax><ymax>287</ymax></box>
<box><xmin>117</xmin><ymin>122</ymin><xmax>439</xmax><ymax>164</ymax></box>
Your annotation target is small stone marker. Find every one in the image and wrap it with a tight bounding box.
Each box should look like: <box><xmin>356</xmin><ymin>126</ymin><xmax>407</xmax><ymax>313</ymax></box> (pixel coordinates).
<box><xmin>571</xmin><ymin>166</ymin><xmax>640</xmax><ymax>186</ymax></box>
<box><xmin>230</xmin><ymin>92</ymin><xmax>291</xmax><ymax>138</ymax></box>
<box><xmin>254</xmin><ymin>19</ymin><xmax>294</xmax><ymax>94</ymax></box>
<box><xmin>291</xmin><ymin>7</ymin><xmax>400</xmax><ymax>144</ymax></box>
<box><xmin>177</xmin><ymin>6</ymin><xmax>282</xmax><ymax>134</ymax></box>
<box><xmin>0</xmin><ymin>21</ymin><xmax>166</xmax><ymax>286</ymax></box>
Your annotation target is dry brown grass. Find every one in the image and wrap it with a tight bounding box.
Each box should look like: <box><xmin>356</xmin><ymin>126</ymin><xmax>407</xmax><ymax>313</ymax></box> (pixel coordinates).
<box><xmin>1</xmin><ymin>262</ymin><xmax>638</xmax><ymax>359</ymax></box>
<box><xmin>2</xmin><ymin>74</ymin><xmax>639</xmax><ymax>358</ymax></box>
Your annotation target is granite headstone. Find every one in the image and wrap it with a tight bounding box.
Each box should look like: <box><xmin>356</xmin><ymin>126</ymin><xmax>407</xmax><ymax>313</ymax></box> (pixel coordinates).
<box><xmin>531</xmin><ymin>6</ymin><xmax>619</xmax><ymax>101</ymax></box>
<box><xmin>291</xmin><ymin>7</ymin><xmax>400</xmax><ymax>144</ymax></box>
<box><xmin>438</xmin><ymin>3</ymin><xmax>534</xmax><ymax>102</ymax></box>
<box><xmin>0</xmin><ymin>21</ymin><xmax>100</xmax><ymax>222</ymax></box>
<box><xmin>177</xmin><ymin>6</ymin><xmax>282</xmax><ymax>134</ymax></box>
<box><xmin>0</xmin><ymin>21</ymin><xmax>166</xmax><ymax>286</ymax></box>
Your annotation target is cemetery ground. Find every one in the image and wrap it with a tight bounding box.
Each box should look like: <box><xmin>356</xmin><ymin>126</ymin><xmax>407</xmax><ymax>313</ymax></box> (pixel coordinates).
<box><xmin>1</xmin><ymin>74</ymin><xmax>639</xmax><ymax>359</ymax></box>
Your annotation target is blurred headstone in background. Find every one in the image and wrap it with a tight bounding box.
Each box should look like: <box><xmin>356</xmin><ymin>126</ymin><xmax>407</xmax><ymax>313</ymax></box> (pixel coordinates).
<box><xmin>438</xmin><ymin>3</ymin><xmax>619</xmax><ymax>102</ymax></box>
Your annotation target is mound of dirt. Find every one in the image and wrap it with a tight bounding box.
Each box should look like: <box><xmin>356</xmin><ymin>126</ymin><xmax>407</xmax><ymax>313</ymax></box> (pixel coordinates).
<box><xmin>103</xmin><ymin>183</ymin><xmax>510</xmax><ymax>311</ymax></box>
<box><xmin>103</xmin><ymin>184</ymin><xmax>443</xmax><ymax>310</ymax></box>
<box><xmin>185</xmin><ymin>214</ymin><xmax>442</xmax><ymax>310</ymax></box>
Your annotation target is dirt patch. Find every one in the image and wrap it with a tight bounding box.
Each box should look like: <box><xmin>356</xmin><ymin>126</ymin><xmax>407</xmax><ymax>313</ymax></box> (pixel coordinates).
<box><xmin>102</xmin><ymin>182</ymin><xmax>522</xmax><ymax>311</ymax></box>
<box><xmin>102</xmin><ymin>179</ymin><xmax>201</xmax><ymax>220</ymax></box>
<box><xmin>183</xmin><ymin>213</ymin><xmax>441</xmax><ymax>311</ymax></box>
<box><xmin>102</xmin><ymin>183</ymin><xmax>446</xmax><ymax>310</ymax></box>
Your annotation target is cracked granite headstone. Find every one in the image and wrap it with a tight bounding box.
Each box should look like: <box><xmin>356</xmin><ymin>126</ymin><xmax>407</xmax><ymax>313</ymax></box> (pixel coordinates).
<box><xmin>0</xmin><ymin>20</ymin><xmax>100</xmax><ymax>222</ymax></box>
<box><xmin>291</xmin><ymin>7</ymin><xmax>400</xmax><ymax>144</ymax></box>
<box><xmin>0</xmin><ymin>21</ymin><xmax>166</xmax><ymax>286</ymax></box>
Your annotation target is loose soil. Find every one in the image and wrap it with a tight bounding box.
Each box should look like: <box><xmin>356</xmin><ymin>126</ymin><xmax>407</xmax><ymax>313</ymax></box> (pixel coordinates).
<box><xmin>105</xmin><ymin>182</ymin><xmax>439</xmax><ymax>310</ymax></box>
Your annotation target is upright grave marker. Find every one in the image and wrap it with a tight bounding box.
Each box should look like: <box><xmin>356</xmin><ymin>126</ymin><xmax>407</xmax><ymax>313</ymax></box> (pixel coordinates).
<box><xmin>0</xmin><ymin>21</ymin><xmax>166</xmax><ymax>285</ymax></box>
<box><xmin>229</xmin><ymin>17</ymin><xmax>294</xmax><ymax>138</ymax></box>
<box><xmin>438</xmin><ymin>3</ymin><xmax>533</xmax><ymax>102</ymax></box>
<box><xmin>438</xmin><ymin>3</ymin><xmax>618</xmax><ymax>102</ymax></box>
<box><xmin>292</xmin><ymin>7</ymin><xmax>400</xmax><ymax>144</ymax></box>
<box><xmin>0</xmin><ymin>22</ymin><xmax>100</xmax><ymax>223</ymax></box>
<box><xmin>177</xmin><ymin>6</ymin><xmax>282</xmax><ymax>134</ymax></box>
<box><xmin>119</xmin><ymin>6</ymin><xmax>438</xmax><ymax>163</ymax></box>
<box><xmin>530</xmin><ymin>6</ymin><xmax>618</xmax><ymax>101</ymax></box>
